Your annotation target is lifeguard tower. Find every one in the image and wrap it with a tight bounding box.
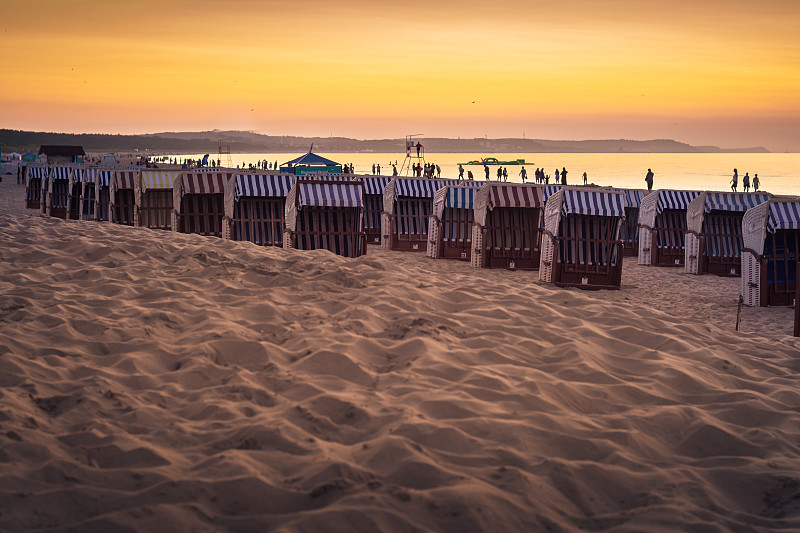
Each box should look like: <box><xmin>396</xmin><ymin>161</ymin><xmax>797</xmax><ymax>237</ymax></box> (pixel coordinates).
<box><xmin>400</xmin><ymin>134</ymin><xmax>425</xmax><ymax>176</ymax></box>
<box><xmin>218</xmin><ymin>139</ymin><xmax>232</xmax><ymax>168</ymax></box>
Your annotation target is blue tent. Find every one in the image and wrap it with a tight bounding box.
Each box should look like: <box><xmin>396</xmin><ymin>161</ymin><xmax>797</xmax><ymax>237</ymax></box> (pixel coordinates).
<box><xmin>280</xmin><ymin>149</ymin><xmax>341</xmax><ymax>175</ymax></box>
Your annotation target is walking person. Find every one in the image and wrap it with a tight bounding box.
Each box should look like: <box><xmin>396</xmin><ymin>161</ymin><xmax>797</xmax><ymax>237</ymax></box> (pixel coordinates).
<box><xmin>753</xmin><ymin>174</ymin><xmax>760</xmax><ymax>191</ymax></box>
<box><xmin>555</xmin><ymin>168</ymin><xmax>560</xmax><ymax>184</ymax></box>
<box><xmin>377</xmin><ymin>163</ymin><xmax>381</xmax><ymax>175</ymax></box>
<box><xmin>731</xmin><ymin>169</ymin><xmax>738</xmax><ymax>192</ymax></box>
<box><xmin>458</xmin><ymin>164</ymin><xmax>464</xmax><ymax>180</ymax></box>
<box><xmin>645</xmin><ymin>168</ymin><xmax>654</xmax><ymax>191</ymax></box>
<box><xmin>496</xmin><ymin>167</ymin><xmax>502</xmax><ymax>181</ymax></box>
<box><xmin>583</xmin><ymin>171</ymin><xmax>587</xmax><ymax>185</ymax></box>
<box><xmin>484</xmin><ymin>164</ymin><xmax>490</xmax><ymax>180</ymax></box>
<box><xmin>519</xmin><ymin>166</ymin><xmax>527</xmax><ymax>183</ymax></box>
<box><xmin>502</xmin><ymin>167</ymin><xmax>508</xmax><ymax>182</ymax></box>
<box><xmin>436</xmin><ymin>164</ymin><xmax>441</xmax><ymax>178</ymax></box>
<box><xmin>743</xmin><ymin>172</ymin><xmax>750</xmax><ymax>192</ymax></box>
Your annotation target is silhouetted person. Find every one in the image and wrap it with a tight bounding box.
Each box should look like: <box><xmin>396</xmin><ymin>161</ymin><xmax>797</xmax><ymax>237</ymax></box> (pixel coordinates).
<box><xmin>731</xmin><ymin>169</ymin><xmax>738</xmax><ymax>192</ymax></box>
<box><xmin>583</xmin><ymin>171</ymin><xmax>588</xmax><ymax>185</ymax></box>
<box><xmin>743</xmin><ymin>172</ymin><xmax>750</xmax><ymax>191</ymax></box>
<box><xmin>555</xmin><ymin>168</ymin><xmax>560</xmax><ymax>184</ymax></box>
<box><xmin>561</xmin><ymin>167</ymin><xmax>568</xmax><ymax>185</ymax></box>
<box><xmin>645</xmin><ymin>168</ymin><xmax>654</xmax><ymax>191</ymax></box>
<box><xmin>484</xmin><ymin>164</ymin><xmax>490</xmax><ymax>180</ymax></box>
<box><xmin>392</xmin><ymin>164</ymin><xmax>398</xmax><ymax>176</ymax></box>
<box><xmin>416</xmin><ymin>142</ymin><xmax>422</xmax><ymax>157</ymax></box>
<box><xmin>502</xmin><ymin>167</ymin><xmax>508</xmax><ymax>182</ymax></box>
<box><xmin>753</xmin><ymin>174</ymin><xmax>760</xmax><ymax>191</ymax></box>
<box><xmin>519</xmin><ymin>166</ymin><xmax>527</xmax><ymax>183</ymax></box>
<box><xmin>458</xmin><ymin>164</ymin><xmax>464</xmax><ymax>180</ymax></box>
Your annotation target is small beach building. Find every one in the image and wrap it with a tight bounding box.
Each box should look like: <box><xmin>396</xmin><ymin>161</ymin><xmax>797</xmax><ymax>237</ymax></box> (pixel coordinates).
<box><xmin>45</xmin><ymin>164</ymin><xmax>74</xmax><ymax>218</ymax></box>
<box><xmin>637</xmin><ymin>190</ymin><xmax>702</xmax><ymax>267</ymax></box>
<box><xmin>470</xmin><ymin>182</ymin><xmax>545</xmax><ymax>269</ymax></box>
<box><xmin>427</xmin><ymin>183</ymin><xmax>485</xmax><ymax>261</ymax></box>
<box><xmin>354</xmin><ymin>175</ymin><xmax>393</xmax><ymax>244</ymax></box>
<box><xmin>25</xmin><ymin>164</ymin><xmax>48</xmax><ymax>209</ymax></box>
<box><xmin>284</xmin><ymin>180</ymin><xmax>366</xmax><ymax>257</ymax></box>
<box><xmin>539</xmin><ymin>187</ymin><xmax>627</xmax><ymax>290</ymax></box>
<box><xmin>223</xmin><ymin>172</ymin><xmax>296</xmax><ymax>245</ymax></box>
<box><xmin>172</xmin><ymin>170</ymin><xmax>235</xmax><ymax>237</ymax></box>
<box><xmin>280</xmin><ymin>150</ymin><xmax>342</xmax><ymax>176</ymax></box>
<box><xmin>39</xmin><ymin>145</ymin><xmax>85</xmax><ymax>164</ymax></box>
<box><xmin>381</xmin><ymin>177</ymin><xmax>459</xmax><ymax>252</ymax></box>
<box><xmin>741</xmin><ymin>198</ymin><xmax>800</xmax><ymax>307</ymax></box>
<box><xmin>109</xmin><ymin>169</ymin><xmax>139</xmax><ymax>225</ymax></box>
<box><xmin>135</xmin><ymin>169</ymin><xmax>182</xmax><ymax>230</ymax></box>
<box><xmin>685</xmin><ymin>191</ymin><xmax>771</xmax><ymax>276</ymax></box>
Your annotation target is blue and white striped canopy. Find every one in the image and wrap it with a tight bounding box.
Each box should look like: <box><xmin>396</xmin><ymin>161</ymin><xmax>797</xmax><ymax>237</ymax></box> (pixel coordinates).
<box><xmin>443</xmin><ymin>186</ymin><xmax>477</xmax><ymax>209</ymax></box>
<box><xmin>359</xmin><ymin>176</ymin><xmax>393</xmax><ymax>195</ymax></box>
<box><xmin>704</xmin><ymin>192</ymin><xmax>770</xmax><ymax>213</ymax></box>
<box><xmin>235</xmin><ymin>174</ymin><xmax>296</xmax><ymax>198</ymax></box>
<box><xmin>28</xmin><ymin>166</ymin><xmax>46</xmax><ymax>179</ymax></box>
<box><xmin>395</xmin><ymin>179</ymin><xmax>457</xmax><ymax>198</ymax></box>
<box><xmin>459</xmin><ymin>180</ymin><xmax>486</xmax><ymax>188</ymax></box>
<box><xmin>84</xmin><ymin>168</ymin><xmax>98</xmax><ymax>184</ymax></box>
<box><xmin>298</xmin><ymin>182</ymin><xmax>364</xmax><ymax>208</ymax></box>
<box><xmin>51</xmin><ymin>166</ymin><xmax>72</xmax><ymax>180</ymax></box>
<box><xmin>561</xmin><ymin>189</ymin><xmax>626</xmax><ymax>217</ymax></box>
<box><xmin>622</xmin><ymin>189</ymin><xmax>645</xmax><ymax>208</ymax></box>
<box><xmin>97</xmin><ymin>170</ymin><xmax>113</xmax><ymax>187</ymax></box>
<box><xmin>657</xmin><ymin>190</ymin><xmax>701</xmax><ymax>212</ymax></box>
<box><xmin>72</xmin><ymin>168</ymin><xmax>85</xmax><ymax>183</ymax></box>
<box><xmin>543</xmin><ymin>185</ymin><xmax>563</xmax><ymax>200</ymax></box>
<box><xmin>767</xmin><ymin>201</ymin><xmax>800</xmax><ymax>233</ymax></box>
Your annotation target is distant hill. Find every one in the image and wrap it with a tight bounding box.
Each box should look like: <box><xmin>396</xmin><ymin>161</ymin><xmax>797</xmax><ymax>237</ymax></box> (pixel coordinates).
<box><xmin>0</xmin><ymin>129</ymin><xmax>770</xmax><ymax>154</ymax></box>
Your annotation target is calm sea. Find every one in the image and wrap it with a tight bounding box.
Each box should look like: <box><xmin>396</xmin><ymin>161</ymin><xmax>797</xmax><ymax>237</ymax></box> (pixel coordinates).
<box><xmin>171</xmin><ymin>152</ymin><xmax>799</xmax><ymax>196</ymax></box>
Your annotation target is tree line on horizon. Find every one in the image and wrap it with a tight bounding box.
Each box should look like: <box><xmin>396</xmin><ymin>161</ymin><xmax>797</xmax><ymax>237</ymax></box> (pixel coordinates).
<box><xmin>0</xmin><ymin>129</ymin><xmax>769</xmax><ymax>155</ymax></box>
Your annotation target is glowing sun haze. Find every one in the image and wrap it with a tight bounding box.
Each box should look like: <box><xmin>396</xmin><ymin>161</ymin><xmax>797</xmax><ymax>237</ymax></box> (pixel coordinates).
<box><xmin>3</xmin><ymin>0</ymin><xmax>799</xmax><ymax>150</ymax></box>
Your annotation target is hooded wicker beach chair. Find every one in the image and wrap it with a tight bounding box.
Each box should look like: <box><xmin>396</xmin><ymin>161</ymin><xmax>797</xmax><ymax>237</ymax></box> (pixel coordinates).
<box><xmin>135</xmin><ymin>170</ymin><xmax>182</xmax><ymax>230</ymax></box>
<box><xmin>172</xmin><ymin>170</ymin><xmax>236</xmax><ymax>237</ymax></box>
<box><xmin>284</xmin><ymin>180</ymin><xmax>366</xmax><ymax>257</ymax></box>
<box><xmin>539</xmin><ymin>187</ymin><xmax>626</xmax><ymax>289</ymax></box>
<box><xmin>471</xmin><ymin>182</ymin><xmax>545</xmax><ymax>269</ymax></box>
<box><xmin>223</xmin><ymin>172</ymin><xmax>296</xmax><ymax>245</ymax></box>
<box><xmin>637</xmin><ymin>189</ymin><xmax>702</xmax><ymax>267</ymax></box>
<box><xmin>427</xmin><ymin>183</ymin><xmax>485</xmax><ymax>261</ymax></box>
<box><xmin>741</xmin><ymin>197</ymin><xmax>800</xmax><ymax>306</ymax></box>
<box><xmin>685</xmin><ymin>191</ymin><xmax>771</xmax><ymax>276</ymax></box>
<box><xmin>381</xmin><ymin>178</ymin><xmax>459</xmax><ymax>252</ymax></box>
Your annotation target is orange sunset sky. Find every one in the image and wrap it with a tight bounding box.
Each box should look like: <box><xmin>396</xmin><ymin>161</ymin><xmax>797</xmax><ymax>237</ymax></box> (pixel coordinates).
<box><xmin>2</xmin><ymin>0</ymin><xmax>799</xmax><ymax>151</ymax></box>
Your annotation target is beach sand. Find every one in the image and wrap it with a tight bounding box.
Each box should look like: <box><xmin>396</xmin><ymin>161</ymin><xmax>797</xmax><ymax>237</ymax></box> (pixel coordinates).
<box><xmin>1</xmin><ymin>174</ymin><xmax>799</xmax><ymax>532</ymax></box>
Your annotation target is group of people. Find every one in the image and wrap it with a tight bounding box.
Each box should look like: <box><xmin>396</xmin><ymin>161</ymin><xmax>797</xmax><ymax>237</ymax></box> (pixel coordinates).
<box><xmin>730</xmin><ymin>169</ymin><xmax>761</xmax><ymax>192</ymax></box>
<box><xmin>410</xmin><ymin>162</ymin><xmax>441</xmax><ymax>178</ymax></box>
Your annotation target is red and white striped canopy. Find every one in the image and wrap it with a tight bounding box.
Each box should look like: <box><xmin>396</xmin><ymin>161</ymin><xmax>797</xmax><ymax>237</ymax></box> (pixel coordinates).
<box><xmin>113</xmin><ymin>170</ymin><xmax>138</xmax><ymax>189</ymax></box>
<box><xmin>181</xmin><ymin>171</ymin><xmax>235</xmax><ymax>194</ymax></box>
<box><xmin>487</xmin><ymin>183</ymin><xmax>543</xmax><ymax>209</ymax></box>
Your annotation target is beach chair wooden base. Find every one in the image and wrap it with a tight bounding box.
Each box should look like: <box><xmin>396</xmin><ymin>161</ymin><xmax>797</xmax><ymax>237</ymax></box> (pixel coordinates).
<box><xmin>231</xmin><ymin>197</ymin><xmax>285</xmax><ymax>246</ymax></box>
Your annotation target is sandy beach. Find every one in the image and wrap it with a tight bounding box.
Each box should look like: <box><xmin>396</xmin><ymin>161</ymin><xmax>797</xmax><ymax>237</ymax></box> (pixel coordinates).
<box><xmin>1</xmin><ymin>174</ymin><xmax>799</xmax><ymax>532</ymax></box>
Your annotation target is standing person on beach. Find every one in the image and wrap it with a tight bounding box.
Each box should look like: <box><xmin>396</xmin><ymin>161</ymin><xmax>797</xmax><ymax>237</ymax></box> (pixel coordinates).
<box><xmin>392</xmin><ymin>164</ymin><xmax>398</xmax><ymax>176</ymax></box>
<box><xmin>645</xmin><ymin>168</ymin><xmax>654</xmax><ymax>191</ymax></box>
<box><xmin>458</xmin><ymin>164</ymin><xmax>464</xmax><ymax>180</ymax></box>
<box><xmin>743</xmin><ymin>172</ymin><xmax>750</xmax><ymax>191</ymax></box>
<box><xmin>436</xmin><ymin>164</ymin><xmax>441</xmax><ymax>178</ymax></box>
<box><xmin>583</xmin><ymin>171</ymin><xmax>588</xmax><ymax>185</ymax></box>
<box><xmin>502</xmin><ymin>167</ymin><xmax>508</xmax><ymax>182</ymax></box>
<box><xmin>731</xmin><ymin>169</ymin><xmax>738</xmax><ymax>192</ymax></box>
<box><xmin>519</xmin><ymin>166</ymin><xmax>527</xmax><ymax>183</ymax></box>
<box><xmin>555</xmin><ymin>168</ymin><xmax>560</xmax><ymax>184</ymax></box>
<box><xmin>496</xmin><ymin>167</ymin><xmax>502</xmax><ymax>181</ymax></box>
<box><xmin>484</xmin><ymin>164</ymin><xmax>490</xmax><ymax>180</ymax></box>
<box><xmin>753</xmin><ymin>174</ymin><xmax>760</xmax><ymax>191</ymax></box>
<box><xmin>561</xmin><ymin>167</ymin><xmax>568</xmax><ymax>185</ymax></box>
